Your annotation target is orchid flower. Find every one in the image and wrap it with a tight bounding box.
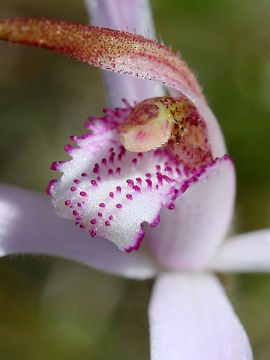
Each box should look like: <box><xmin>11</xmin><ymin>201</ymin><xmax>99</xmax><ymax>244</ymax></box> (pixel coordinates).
<box><xmin>0</xmin><ymin>1</ymin><xmax>270</xmax><ymax>359</ymax></box>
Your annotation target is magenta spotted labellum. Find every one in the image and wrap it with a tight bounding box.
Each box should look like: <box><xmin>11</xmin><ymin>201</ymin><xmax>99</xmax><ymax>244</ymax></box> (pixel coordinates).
<box><xmin>48</xmin><ymin>94</ymin><xmax>216</xmax><ymax>253</ymax></box>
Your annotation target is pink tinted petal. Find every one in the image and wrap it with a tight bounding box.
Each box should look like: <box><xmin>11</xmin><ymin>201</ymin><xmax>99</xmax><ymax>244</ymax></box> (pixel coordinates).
<box><xmin>209</xmin><ymin>229</ymin><xmax>270</xmax><ymax>272</ymax></box>
<box><xmin>0</xmin><ymin>185</ymin><xmax>158</xmax><ymax>279</ymax></box>
<box><xmin>86</xmin><ymin>0</ymin><xmax>165</xmax><ymax>106</ymax></box>
<box><xmin>86</xmin><ymin>0</ymin><xmax>156</xmax><ymax>38</ymax></box>
<box><xmin>145</xmin><ymin>155</ymin><xmax>236</xmax><ymax>270</ymax></box>
<box><xmin>50</xmin><ymin>104</ymin><xmax>194</xmax><ymax>252</ymax></box>
<box><xmin>149</xmin><ymin>273</ymin><xmax>253</xmax><ymax>360</ymax></box>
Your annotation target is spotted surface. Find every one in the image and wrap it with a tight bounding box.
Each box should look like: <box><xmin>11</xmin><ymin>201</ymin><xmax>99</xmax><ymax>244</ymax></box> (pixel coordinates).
<box><xmin>48</xmin><ymin>100</ymin><xmax>216</xmax><ymax>252</ymax></box>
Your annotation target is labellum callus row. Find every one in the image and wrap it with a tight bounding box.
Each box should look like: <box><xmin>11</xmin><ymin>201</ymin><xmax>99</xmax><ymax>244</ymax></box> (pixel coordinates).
<box><xmin>118</xmin><ymin>96</ymin><xmax>212</xmax><ymax>169</ymax></box>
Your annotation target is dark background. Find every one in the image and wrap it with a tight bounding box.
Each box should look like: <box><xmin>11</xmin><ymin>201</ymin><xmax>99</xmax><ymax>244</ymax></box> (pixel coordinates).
<box><xmin>0</xmin><ymin>0</ymin><xmax>270</xmax><ymax>358</ymax></box>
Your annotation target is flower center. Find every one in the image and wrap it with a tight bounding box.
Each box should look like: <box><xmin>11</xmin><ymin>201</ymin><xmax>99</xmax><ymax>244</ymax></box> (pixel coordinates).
<box><xmin>118</xmin><ymin>96</ymin><xmax>212</xmax><ymax>169</ymax></box>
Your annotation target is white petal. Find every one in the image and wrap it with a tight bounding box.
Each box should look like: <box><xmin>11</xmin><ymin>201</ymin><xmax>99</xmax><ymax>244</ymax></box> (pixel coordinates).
<box><xmin>145</xmin><ymin>155</ymin><xmax>236</xmax><ymax>269</ymax></box>
<box><xmin>149</xmin><ymin>272</ymin><xmax>253</xmax><ymax>360</ymax></box>
<box><xmin>86</xmin><ymin>0</ymin><xmax>156</xmax><ymax>39</ymax></box>
<box><xmin>208</xmin><ymin>229</ymin><xmax>270</xmax><ymax>272</ymax></box>
<box><xmin>0</xmin><ymin>185</ymin><xmax>158</xmax><ymax>279</ymax></box>
<box><xmin>86</xmin><ymin>0</ymin><xmax>165</xmax><ymax>106</ymax></box>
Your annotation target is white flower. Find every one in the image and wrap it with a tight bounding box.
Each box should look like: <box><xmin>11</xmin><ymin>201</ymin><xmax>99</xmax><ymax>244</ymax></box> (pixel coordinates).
<box><xmin>0</xmin><ymin>1</ymin><xmax>269</xmax><ymax>359</ymax></box>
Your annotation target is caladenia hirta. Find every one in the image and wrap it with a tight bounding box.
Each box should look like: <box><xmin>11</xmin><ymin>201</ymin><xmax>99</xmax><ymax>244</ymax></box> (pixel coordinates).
<box><xmin>0</xmin><ymin>2</ymin><xmax>270</xmax><ymax>358</ymax></box>
<box><xmin>0</xmin><ymin>17</ymin><xmax>229</xmax><ymax>265</ymax></box>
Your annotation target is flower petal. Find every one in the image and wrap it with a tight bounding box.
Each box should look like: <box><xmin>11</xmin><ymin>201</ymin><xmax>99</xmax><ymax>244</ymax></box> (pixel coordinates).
<box><xmin>0</xmin><ymin>184</ymin><xmax>158</xmax><ymax>279</ymax></box>
<box><xmin>208</xmin><ymin>229</ymin><xmax>270</xmax><ymax>272</ymax></box>
<box><xmin>86</xmin><ymin>0</ymin><xmax>165</xmax><ymax>106</ymax></box>
<box><xmin>145</xmin><ymin>155</ymin><xmax>236</xmax><ymax>269</ymax></box>
<box><xmin>50</xmin><ymin>103</ymin><xmax>200</xmax><ymax>252</ymax></box>
<box><xmin>86</xmin><ymin>0</ymin><xmax>156</xmax><ymax>38</ymax></box>
<box><xmin>149</xmin><ymin>273</ymin><xmax>253</xmax><ymax>360</ymax></box>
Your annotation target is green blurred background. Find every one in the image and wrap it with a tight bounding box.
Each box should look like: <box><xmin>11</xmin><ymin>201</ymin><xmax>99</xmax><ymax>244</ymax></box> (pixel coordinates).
<box><xmin>0</xmin><ymin>0</ymin><xmax>270</xmax><ymax>358</ymax></box>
